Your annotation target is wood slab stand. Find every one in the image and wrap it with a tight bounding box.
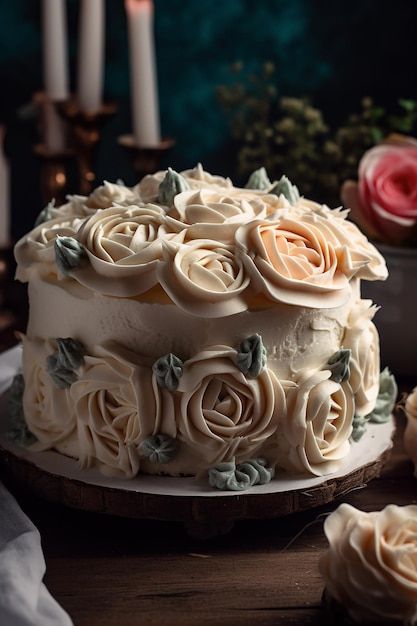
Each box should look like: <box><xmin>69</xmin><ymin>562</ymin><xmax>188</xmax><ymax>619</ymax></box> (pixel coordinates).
<box><xmin>0</xmin><ymin>426</ymin><xmax>394</xmax><ymax>539</ymax></box>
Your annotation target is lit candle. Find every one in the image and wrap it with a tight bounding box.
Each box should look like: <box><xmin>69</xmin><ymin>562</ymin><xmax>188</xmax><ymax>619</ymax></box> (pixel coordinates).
<box><xmin>77</xmin><ymin>0</ymin><xmax>105</xmax><ymax>112</ymax></box>
<box><xmin>0</xmin><ymin>127</ymin><xmax>10</xmax><ymax>247</ymax></box>
<box><xmin>42</xmin><ymin>0</ymin><xmax>69</xmax><ymax>100</ymax></box>
<box><xmin>125</xmin><ymin>0</ymin><xmax>161</xmax><ymax>146</ymax></box>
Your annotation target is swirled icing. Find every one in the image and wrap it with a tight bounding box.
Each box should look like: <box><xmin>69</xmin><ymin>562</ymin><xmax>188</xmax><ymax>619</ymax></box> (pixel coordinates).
<box><xmin>208</xmin><ymin>458</ymin><xmax>275</xmax><ymax>491</ymax></box>
<box><xmin>319</xmin><ymin>503</ymin><xmax>417</xmax><ymax>624</ymax></box>
<box><xmin>13</xmin><ymin>165</ymin><xmax>392</xmax><ymax>486</ymax></box>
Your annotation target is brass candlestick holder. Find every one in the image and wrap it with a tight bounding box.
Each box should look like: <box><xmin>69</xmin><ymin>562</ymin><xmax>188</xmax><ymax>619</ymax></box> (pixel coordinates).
<box><xmin>57</xmin><ymin>99</ymin><xmax>117</xmax><ymax>195</ymax></box>
<box><xmin>33</xmin><ymin>144</ymin><xmax>73</xmax><ymax>207</ymax></box>
<box><xmin>118</xmin><ymin>135</ymin><xmax>175</xmax><ymax>182</ymax></box>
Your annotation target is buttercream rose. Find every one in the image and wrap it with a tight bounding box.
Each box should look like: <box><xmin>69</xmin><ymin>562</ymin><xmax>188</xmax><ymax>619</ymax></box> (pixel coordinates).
<box><xmin>342</xmin><ymin>137</ymin><xmax>417</xmax><ymax>245</ymax></box>
<box><xmin>14</xmin><ymin>215</ymin><xmax>85</xmax><ymax>282</ymax></box>
<box><xmin>20</xmin><ymin>336</ymin><xmax>77</xmax><ymax>451</ymax></box>
<box><xmin>137</xmin><ymin>164</ymin><xmax>234</xmax><ymax>204</ymax></box>
<box><xmin>65</xmin><ymin>204</ymin><xmax>185</xmax><ymax>296</ymax></box>
<box><xmin>70</xmin><ymin>342</ymin><xmax>176</xmax><ymax>477</ymax></box>
<box><xmin>319</xmin><ymin>503</ymin><xmax>417</xmax><ymax>624</ymax></box>
<box><xmin>176</xmin><ymin>345</ymin><xmax>284</xmax><ymax>467</ymax></box>
<box><xmin>275</xmin><ymin>369</ymin><xmax>354</xmax><ymax>475</ymax></box>
<box><xmin>157</xmin><ymin>239</ymin><xmax>251</xmax><ymax>317</ymax></box>
<box><xmin>174</xmin><ymin>188</ymin><xmax>268</xmax><ymax>243</ymax></box>
<box><xmin>342</xmin><ymin>299</ymin><xmax>380</xmax><ymax>417</ymax></box>
<box><xmin>235</xmin><ymin>215</ymin><xmax>352</xmax><ymax>308</ymax></box>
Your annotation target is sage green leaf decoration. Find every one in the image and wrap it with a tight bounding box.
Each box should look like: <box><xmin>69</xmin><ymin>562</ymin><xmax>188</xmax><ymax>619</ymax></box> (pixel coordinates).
<box><xmin>152</xmin><ymin>353</ymin><xmax>183</xmax><ymax>391</ymax></box>
<box><xmin>368</xmin><ymin>367</ymin><xmax>398</xmax><ymax>423</ymax></box>
<box><xmin>270</xmin><ymin>174</ymin><xmax>300</xmax><ymax>203</ymax></box>
<box><xmin>157</xmin><ymin>167</ymin><xmax>190</xmax><ymax>205</ymax></box>
<box><xmin>327</xmin><ymin>348</ymin><xmax>351</xmax><ymax>383</ymax></box>
<box><xmin>34</xmin><ymin>199</ymin><xmax>55</xmax><ymax>226</ymax></box>
<box><xmin>236</xmin><ymin>333</ymin><xmax>267</xmax><ymax>377</ymax></box>
<box><xmin>141</xmin><ymin>433</ymin><xmax>178</xmax><ymax>464</ymax></box>
<box><xmin>208</xmin><ymin>457</ymin><xmax>275</xmax><ymax>491</ymax></box>
<box><xmin>244</xmin><ymin>166</ymin><xmax>271</xmax><ymax>190</ymax></box>
<box><xmin>55</xmin><ymin>235</ymin><xmax>87</xmax><ymax>277</ymax></box>
<box><xmin>351</xmin><ymin>415</ymin><xmax>369</xmax><ymax>442</ymax></box>
<box><xmin>46</xmin><ymin>337</ymin><xmax>87</xmax><ymax>388</ymax></box>
<box><xmin>7</xmin><ymin>373</ymin><xmax>36</xmax><ymax>446</ymax></box>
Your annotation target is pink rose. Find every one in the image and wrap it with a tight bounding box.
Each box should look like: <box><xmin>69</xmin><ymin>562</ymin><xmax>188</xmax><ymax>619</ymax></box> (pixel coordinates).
<box><xmin>342</xmin><ymin>138</ymin><xmax>417</xmax><ymax>244</ymax></box>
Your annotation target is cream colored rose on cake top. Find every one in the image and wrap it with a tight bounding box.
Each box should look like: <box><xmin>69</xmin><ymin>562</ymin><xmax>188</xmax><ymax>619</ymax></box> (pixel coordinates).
<box><xmin>10</xmin><ymin>165</ymin><xmax>397</xmax><ymax>488</ymax></box>
<box><xmin>319</xmin><ymin>503</ymin><xmax>417</xmax><ymax>625</ymax></box>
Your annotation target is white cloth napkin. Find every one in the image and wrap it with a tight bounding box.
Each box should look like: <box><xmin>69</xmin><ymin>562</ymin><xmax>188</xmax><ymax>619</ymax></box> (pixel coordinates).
<box><xmin>0</xmin><ymin>345</ymin><xmax>73</xmax><ymax>626</ymax></box>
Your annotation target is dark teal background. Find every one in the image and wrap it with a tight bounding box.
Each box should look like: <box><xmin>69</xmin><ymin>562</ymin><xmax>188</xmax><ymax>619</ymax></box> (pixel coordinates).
<box><xmin>1</xmin><ymin>0</ymin><xmax>417</xmax><ymax>238</ymax></box>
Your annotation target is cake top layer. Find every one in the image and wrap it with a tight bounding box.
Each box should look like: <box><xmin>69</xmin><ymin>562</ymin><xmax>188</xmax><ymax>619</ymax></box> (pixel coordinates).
<box><xmin>15</xmin><ymin>164</ymin><xmax>387</xmax><ymax>317</ymax></box>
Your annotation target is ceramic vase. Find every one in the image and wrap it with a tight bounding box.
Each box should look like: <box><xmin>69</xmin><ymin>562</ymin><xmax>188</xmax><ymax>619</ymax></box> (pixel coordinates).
<box><xmin>363</xmin><ymin>244</ymin><xmax>417</xmax><ymax>379</ymax></box>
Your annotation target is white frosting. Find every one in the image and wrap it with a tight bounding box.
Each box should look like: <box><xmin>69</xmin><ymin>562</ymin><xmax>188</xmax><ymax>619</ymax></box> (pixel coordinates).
<box><xmin>404</xmin><ymin>388</ymin><xmax>417</xmax><ymax>477</ymax></box>
<box><xmin>319</xmin><ymin>503</ymin><xmax>417</xmax><ymax>624</ymax></box>
<box><xmin>14</xmin><ymin>166</ymin><xmax>388</xmax><ymax>481</ymax></box>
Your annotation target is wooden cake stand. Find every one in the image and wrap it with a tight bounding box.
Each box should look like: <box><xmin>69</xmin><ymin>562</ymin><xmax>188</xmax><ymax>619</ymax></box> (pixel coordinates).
<box><xmin>0</xmin><ymin>387</ymin><xmax>395</xmax><ymax>538</ymax></box>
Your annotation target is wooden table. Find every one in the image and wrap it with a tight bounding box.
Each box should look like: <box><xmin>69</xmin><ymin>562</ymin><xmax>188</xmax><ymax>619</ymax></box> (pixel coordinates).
<box><xmin>1</xmin><ymin>384</ymin><xmax>416</xmax><ymax>626</ymax></box>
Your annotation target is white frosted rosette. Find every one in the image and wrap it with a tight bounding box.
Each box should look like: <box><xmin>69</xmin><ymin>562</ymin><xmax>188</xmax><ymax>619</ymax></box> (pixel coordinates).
<box><xmin>64</xmin><ymin>204</ymin><xmax>186</xmax><ymax>296</ymax></box>
<box><xmin>14</xmin><ymin>215</ymin><xmax>85</xmax><ymax>282</ymax></box>
<box><xmin>319</xmin><ymin>503</ymin><xmax>417</xmax><ymax>625</ymax></box>
<box><xmin>70</xmin><ymin>342</ymin><xmax>176</xmax><ymax>478</ymax></box>
<box><xmin>157</xmin><ymin>238</ymin><xmax>251</xmax><ymax>317</ymax></box>
<box><xmin>81</xmin><ymin>180</ymin><xmax>140</xmax><ymax>209</ymax></box>
<box><xmin>173</xmin><ymin>188</ymin><xmax>268</xmax><ymax>243</ymax></box>
<box><xmin>176</xmin><ymin>345</ymin><xmax>284</xmax><ymax>467</ymax></box>
<box><xmin>275</xmin><ymin>369</ymin><xmax>354</xmax><ymax>476</ymax></box>
<box><xmin>404</xmin><ymin>388</ymin><xmax>417</xmax><ymax>477</ymax></box>
<box><xmin>137</xmin><ymin>164</ymin><xmax>233</xmax><ymax>204</ymax></box>
<box><xmin>48</xmin><ymin>180</ymin><xmax>140</xmax><ymax>220</ymax></box>
<box><xmin>342</xmin><ymin>299</ymin><xmax>381</xmax><ymax>417</ymax></box>
<box><xmin>20</xmin><ymin>336</ymin><xmax>77</xmax><ymax>451</ymax></box>
<box><xmin>235</xmin><ymin>214</ymin><xmax>352</xmax><ymax>308</ymax></box>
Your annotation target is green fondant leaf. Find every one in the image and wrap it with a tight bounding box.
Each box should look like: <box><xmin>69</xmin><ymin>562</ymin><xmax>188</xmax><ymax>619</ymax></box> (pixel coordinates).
<box><xmin>327</xmin><ymin>348</ymin><xmax>351</xmax><ymax>383</ymax></box>
<box><xmin>152</xmin><ymin>353</ymin><xmax>183</xmax><ymax>391</ymax></box>
<box><xmin>141</xmin><ymin>434</ymin><xmax>178</xmax><ymax>464</ymax></box>
<box><xmin>236</xmin><ymin>334</ymin><xmax>267</xmax><ymax>377</ymax></box>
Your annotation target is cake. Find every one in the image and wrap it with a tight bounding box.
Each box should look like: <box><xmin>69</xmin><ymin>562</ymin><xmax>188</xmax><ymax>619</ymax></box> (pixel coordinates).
<box><xmin>9</xmin><ymin>164</ymin><xmax>396</xmax><ymax>489</ymax></box>
<box><xmin>319</xmin><ymin>503</ymin><xmax>417</xmax><ymax>625</ymax></box>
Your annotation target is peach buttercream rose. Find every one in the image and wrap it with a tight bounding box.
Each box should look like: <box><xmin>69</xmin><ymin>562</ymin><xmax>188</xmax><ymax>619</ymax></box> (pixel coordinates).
<box><xmin>342</xmin><ymin>138</ymin><xmax>417</xmax><ymax>245</ymax></box>
<box><xmin>157</xmin><ymin>239</ymin><xmax>251</xmax><ymax>317</ymax></box>
<box><xmin>66</xmin><ymin>204</ymin><xmax>185</xmax><ymax>296</ymax></box>
<box><xmin>319</xmin><ymin>503</ymin><xmax>417</xmax><ymax>625</ymax></box>
<box><xmin>275</xmin><ymin>369</ymin><xmax>354</xmax><ymax>476</ymax></box>
<box><xmin>342</xmin><ymin>299</ymin><xmax>380</xmax><ymax>417</ymax></box>
<box><xmin>176</xmin><ymin>345</ymin><xmax>284</xmax><ymax>467</ymax></box>
<box><xmin>70</xmin><ymin>343</ymin><xmax>175</xmax><ymax>477</ymax></box>
<box><xmin>235</xmin><ymin>214</ymin><xmax>352</xmax><ymax>308</ymax></box>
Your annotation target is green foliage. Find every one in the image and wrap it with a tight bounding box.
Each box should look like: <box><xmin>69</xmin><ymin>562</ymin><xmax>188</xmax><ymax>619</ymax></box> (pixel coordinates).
<box><xmin>216</xmin><ymin>63</ymin><xmax>417</xmax><ymax>206</ymax></box>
